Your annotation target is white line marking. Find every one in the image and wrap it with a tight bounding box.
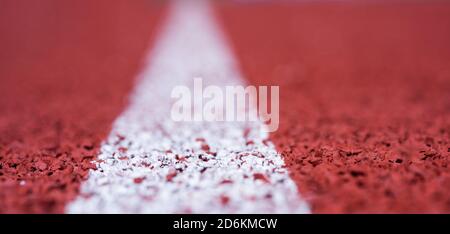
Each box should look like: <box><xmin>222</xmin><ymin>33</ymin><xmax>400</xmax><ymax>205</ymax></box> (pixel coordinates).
<box><xmin>67</xmin><ymin>0</ymin><xmax>309</xmax><ymax>213</ymax></box>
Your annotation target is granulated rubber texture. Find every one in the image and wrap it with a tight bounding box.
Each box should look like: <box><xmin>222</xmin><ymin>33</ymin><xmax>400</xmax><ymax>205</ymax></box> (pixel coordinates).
<box><xmin>0</xmin><ymin>0</ymin><xmax>165</xmax><ymax>213</ymax></box>
<box><xmin>218</xmin><ymin>2</ymin><xmax>450</xmax><ymax>213</ymax></box>
<box><xmin>67</xmin><ymin>1</ymin><xmax>308</xmax><ymax>213</ymax></box>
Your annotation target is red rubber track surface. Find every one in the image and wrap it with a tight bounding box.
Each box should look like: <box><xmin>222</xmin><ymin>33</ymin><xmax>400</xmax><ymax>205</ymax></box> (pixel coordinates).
<box><xmin>0</xmin><ymin>0</ymin><xmax>165</xmax><ymax>213</ymax></box>
<box><xmin>218</xmin><ymin>2</ymin><xmax>450</xmax><ymax>213</ymax></box>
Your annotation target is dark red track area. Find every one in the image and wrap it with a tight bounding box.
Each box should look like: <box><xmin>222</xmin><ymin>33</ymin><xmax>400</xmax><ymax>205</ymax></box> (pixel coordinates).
<box><xmin>218</xmin><ymin>2</ymin><xmax>450</xmax><ymax>213</ymax></box>
<box><xmin>0</xmin><ymin>0</ymin><xmax>165</xmax><ymax>213</ymax></box>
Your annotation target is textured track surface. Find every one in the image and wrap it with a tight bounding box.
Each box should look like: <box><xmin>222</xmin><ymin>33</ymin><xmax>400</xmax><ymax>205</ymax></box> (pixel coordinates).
<box><xmin>67</xmin><ymin>1</ymin><xmax>308</xmax><ymax>214</ymax></box>
<box><xmin>218</xmin><ymin>2</ymin><xmax>450</xmax><ymax>213</ymax></box>
<box><xmin>0</xmin><ymin>0</ymin><xmax>165</xmax><ymax>213</ymax></box>
<box><xmin>1</xmin><ymin>0</ymin><xmax>449</xmax><ymax>213</ymax></box>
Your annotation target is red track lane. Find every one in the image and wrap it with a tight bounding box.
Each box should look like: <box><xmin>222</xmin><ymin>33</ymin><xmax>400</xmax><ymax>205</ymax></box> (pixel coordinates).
<box><xmin>0</xmin><ymin>0</ymin><xmax>166</xmax><ymax>213</ymax></box>
<box><xmin>218</xmin><ymin>2</ymin><xmax>450</xmax><ymax>213</ymax></box>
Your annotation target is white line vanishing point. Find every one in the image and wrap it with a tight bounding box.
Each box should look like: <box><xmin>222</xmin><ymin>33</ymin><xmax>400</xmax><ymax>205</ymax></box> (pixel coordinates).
<box><xmin>67</xmin><ymin>0</ymin><xmax>310</xmax><ymax>213</ymax></box>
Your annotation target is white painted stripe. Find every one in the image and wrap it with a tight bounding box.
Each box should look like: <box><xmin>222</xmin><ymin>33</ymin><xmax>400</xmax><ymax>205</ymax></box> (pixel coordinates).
<box><xmin>67</xmin><ymin>0</ymin><xmax>309</xmax><ymax>213</ymax></box>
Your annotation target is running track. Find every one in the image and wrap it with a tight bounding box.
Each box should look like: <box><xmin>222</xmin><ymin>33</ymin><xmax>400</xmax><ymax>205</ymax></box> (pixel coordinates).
<box><xmin>0</xmin><ymin>0</ymin><xmax>449</xmax><ymax>213</ymax></box>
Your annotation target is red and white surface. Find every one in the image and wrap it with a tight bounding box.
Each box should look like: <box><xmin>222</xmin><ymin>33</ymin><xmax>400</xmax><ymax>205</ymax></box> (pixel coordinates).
<box><xmin>0</xmin><ymin>0</ymin><xmax>449</xmax><ymax>213</ymax></box>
